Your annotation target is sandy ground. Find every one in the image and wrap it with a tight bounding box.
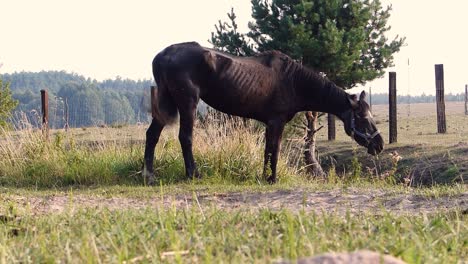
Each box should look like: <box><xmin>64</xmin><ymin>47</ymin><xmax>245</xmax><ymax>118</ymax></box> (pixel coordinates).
<box><xmin>3</xmin><ymin>188</ymin><xmax>467</xmax><ymax>216</ymax></box>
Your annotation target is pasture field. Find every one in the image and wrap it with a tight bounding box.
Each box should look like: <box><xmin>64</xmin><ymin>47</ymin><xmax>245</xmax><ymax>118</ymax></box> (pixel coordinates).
<box><xmin>0</xmin><ymin>102</ymin><xmax>467</xmax><ymax>263</ymax></box>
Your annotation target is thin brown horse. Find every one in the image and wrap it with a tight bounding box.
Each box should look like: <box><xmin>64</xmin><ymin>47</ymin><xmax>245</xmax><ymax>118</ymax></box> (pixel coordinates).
<box><xmin>143</xmin><ymin>42</ymin><xmax>384</xmax><ymax>184</ymax></box>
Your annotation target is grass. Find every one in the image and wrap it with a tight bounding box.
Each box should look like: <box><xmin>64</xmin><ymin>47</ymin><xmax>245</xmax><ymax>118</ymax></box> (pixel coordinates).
<box><xmin>0</xmin><ymin>118</ymin><xmax>303</xmax><ymax>188</ymax></box>
<box><xmin>1</xmin><ymin>206</ymin><xmax>466</xmax><ymax>263</ymax></box>
<box><xmin>0</xmin><ymin>103</ymin><xmax>466</xmax><ymax>200</ymax></box>
<box><xmin>311</xmin><ymin>102</ymin><xmax>468</xmax><ymax>185</ymax></box>
<box><xmin>1</xmin><ymin>105</ymin><xmax>466</xmax><ymax>188</ymax></box>
<box><xmin>0</xmin><ymin>102</ymin><xmax>467</xmax><ymax>263</ymax></box>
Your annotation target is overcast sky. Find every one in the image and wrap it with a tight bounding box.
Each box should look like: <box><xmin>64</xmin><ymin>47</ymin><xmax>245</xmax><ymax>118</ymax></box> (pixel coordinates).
<box><xmin>1</xmin><ymin>0</ymin><xmax>467</xmax><ymax>95</ymax></box>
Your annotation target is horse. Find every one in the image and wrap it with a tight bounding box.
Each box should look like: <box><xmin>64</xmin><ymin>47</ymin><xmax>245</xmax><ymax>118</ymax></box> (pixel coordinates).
<box><xmin>143</xmin><ymin>41</ymin><xmax>384</xmax><ymax>184</ymax></box>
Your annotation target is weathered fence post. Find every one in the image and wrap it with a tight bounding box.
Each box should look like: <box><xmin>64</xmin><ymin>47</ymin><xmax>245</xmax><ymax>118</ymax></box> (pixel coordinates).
<box><xmin>150</xmin><ymin>86</ymin><xmax>156</xmax><ymax>118</ymax></box>
<box><xmin>327</xmin><ymin>114</ymin><xmax>335</xmax><ymax>141</ymax></box>
<box><xmin>435</xmin><ymin>64</ymin><xmax>447</xmax><ymax>133</ymax></box>
<box><xmin>389</xmin><ymin>72</ymin><xmax>397</xmax><ymax>144</ymax></box>
<box><xmin>40</xmin><ymin>89</ymin><xmax>49</xmax><ymax>141</ymax></box>
<box><xmin>64</xmin><ymin>97</ymin><xmax>69</xmax><ymax>131</ymax></box>
<box><xmin>465</xmin><ymin>84</ymin><xmax>467</xmax><ymax>115</ymax></box>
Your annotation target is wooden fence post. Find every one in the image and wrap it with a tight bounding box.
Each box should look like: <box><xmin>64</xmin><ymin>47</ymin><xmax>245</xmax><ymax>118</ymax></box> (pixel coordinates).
<box><xmin>465</xmin><ymin>84</ymin><xmax>467</xmax><ymax>115</ymax></box>
<box><xmin>327</xmin><ymin>114</ymin><xmax>335</xmax><ymax>141</ymax></box>
<box><xmin>435</xmin><ymin>64</ymin><xmax>447</xmax><ymax>133</ymax></box>
<box><xmin>64</xmin><ymin>97</ymin><xmax>69</xmax><ymax>131</ymax></box>
<box><xmin>40</xmin><ymin>89</ymin><xmax>49</xmax><ymax>141</ymax></box>
<box><xmin>150</xmin><ymin>86</ymin><xmax>156</xmax><ymax>118</ymax></box>
<box><xmin>389</xmin><ymin>72</ymin><xmax>397</xmax><ymax>144</ymax></box>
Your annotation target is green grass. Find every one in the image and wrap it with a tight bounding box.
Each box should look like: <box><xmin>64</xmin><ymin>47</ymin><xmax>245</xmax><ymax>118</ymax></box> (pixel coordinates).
<box><xmin>0</xmin><ymin>105</ymin><xmax>467</xmax><ymax>263</ymax></box>
<box><xmin>0</xmin><ymin>111</ymin><xmax>466</xmax><ymax>208</ymax></box>
<box><xmin>1</xmin><ymin>102</ymin><xmax>467</xmax><ymax>188</ymax></box>
<box><xmin>0</xmin><ymin>125</ymin><xmax>302</xmax><ymax>188</ymax></box>
<box><xmin>1</xmin><ymin>206</ymin><xmax>466</xmax><ymax>263</ymax></box>
<box><xmin>1</xmin><ymin>117</ymin><xmax>466</xmax><ymax>188</ymax></box>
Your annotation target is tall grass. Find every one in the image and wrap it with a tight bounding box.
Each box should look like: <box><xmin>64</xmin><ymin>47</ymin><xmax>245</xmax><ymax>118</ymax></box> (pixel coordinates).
<box><xmin>1</xmin><ymin>206</ymin><xmax>465</xmax><ymax>263</ymax></box>
<box><xmin>1</xmin><ymin>110</ymin><xmax>465</xmax><ymax>188</ymax></box>
<box><xmin>0</xmin><ymin>114</ymin><xmax>306</xmax><ymax>188</ymax></box>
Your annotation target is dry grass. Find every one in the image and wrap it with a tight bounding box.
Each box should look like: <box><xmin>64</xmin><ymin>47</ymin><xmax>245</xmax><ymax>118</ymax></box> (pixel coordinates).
<box><xmin>313</xmin><ymin>102</ymin><xmax>467</xmax><ymax>146</ymax></box>
<box><xmin>0</xmin><ymin>102</ymin><xmax>466</xmax><ymax>187</ymax></box>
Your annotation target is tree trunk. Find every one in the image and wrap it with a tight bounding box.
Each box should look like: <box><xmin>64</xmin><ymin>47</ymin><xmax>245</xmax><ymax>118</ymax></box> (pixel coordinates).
<box><xmin>304</xmin><ymin>111</ymin><xmax>325</xmax><ymax>176</ymax></box>
<box><xmin>327</xmin><ymin>114</ymin><xmax>336</xmax><ymax>141</ymax></box>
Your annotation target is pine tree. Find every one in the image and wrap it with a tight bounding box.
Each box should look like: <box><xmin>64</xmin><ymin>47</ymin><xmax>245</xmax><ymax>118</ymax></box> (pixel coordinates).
<box><xmin>210</xmin><ymin>8</ymin><xmax>255</xmax><ymax>57</ymax></box>
<box><xmin>0</xmin><ymin>78</ymin><xmax>19</xmax><ymax>129</ymax></box>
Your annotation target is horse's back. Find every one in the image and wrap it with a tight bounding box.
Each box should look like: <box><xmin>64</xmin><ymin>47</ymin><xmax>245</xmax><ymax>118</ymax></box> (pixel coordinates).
<box><xmin>153</xmin><ymin>42</ymin><xmax>205</xmax><ymax>73</ymax></box>
<box><xmin>152</xmin><ymin>42</ymin><xmax>294</xmax><ymax>122</ymax></box>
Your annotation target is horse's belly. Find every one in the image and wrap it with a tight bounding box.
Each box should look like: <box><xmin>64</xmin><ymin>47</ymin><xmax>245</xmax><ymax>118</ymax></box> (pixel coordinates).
<box><xmin>200</xmin><ymin>94</ymin><xmax>265</xmax><ymax>120</ymax></box>
<box><xmin>198</xmin><ymin>76</ymin><xmax>273</xmax><ymax>120</ymax></box>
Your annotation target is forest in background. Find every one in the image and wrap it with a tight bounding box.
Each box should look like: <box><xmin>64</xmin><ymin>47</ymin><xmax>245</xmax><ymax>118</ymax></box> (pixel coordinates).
<box><xmin>1</xmin><ymin>71</ymin><xmax>154</xmax><ymax>128</ymax></box>
<box><xmin>1</xmin><ymin>71</ymin><xmax>465</xmax><ymax>128</ymax></box>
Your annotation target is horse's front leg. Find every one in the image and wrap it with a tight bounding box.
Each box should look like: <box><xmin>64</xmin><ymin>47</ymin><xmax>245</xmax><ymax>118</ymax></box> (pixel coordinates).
<box><xmin>263</xmin><ymin>120</ymin><xmax>285</xmax><ymax>184</ymax></box>
<box><xmin>143</xmin><ymin>120</ymin><xmax>164</xmax><ymax>185</ymax></box>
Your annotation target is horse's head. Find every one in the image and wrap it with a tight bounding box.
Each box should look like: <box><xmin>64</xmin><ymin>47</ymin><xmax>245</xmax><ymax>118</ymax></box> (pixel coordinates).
<box><xmin>342</xmin><ymin>91</ymin><xmax>384</xmax><ymax>155</ymax></box>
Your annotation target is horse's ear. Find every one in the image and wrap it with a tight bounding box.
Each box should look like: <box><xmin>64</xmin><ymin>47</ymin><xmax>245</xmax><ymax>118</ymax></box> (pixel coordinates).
<box><xmin>359</xmin><ymin>90</ymin><xmax>367</xmax><ymax>101</ymax></box>
<box><xmin>203</xmin><ymin>50</ymin><xmax>217</xmax><ymax>72</ymax></box>
<box><xmin>349</xmin><ymin>94</ymin><xmax>359</xmax><ymax>109</ymax></box>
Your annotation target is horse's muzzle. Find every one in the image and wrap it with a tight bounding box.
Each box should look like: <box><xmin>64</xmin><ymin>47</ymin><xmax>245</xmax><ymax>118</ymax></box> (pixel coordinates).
<box><xmin>367</xmin><ymin>136</ymin><xmax>384</xmax><ymax>155</ymax></box>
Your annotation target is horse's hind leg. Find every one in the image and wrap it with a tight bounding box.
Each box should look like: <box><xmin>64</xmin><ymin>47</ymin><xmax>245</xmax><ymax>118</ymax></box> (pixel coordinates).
<box><xmin>143</xmin><ymin>120</ymin><xmax>164</xmax><ymax>185</ymax></box>
<box><xmin>171</xmin><ymin>77</ymin><xmax>200</xmax><ymax>180</ymax></box>
<box><xmin>143</xmin><ymin>82</ymin><xmax>177</xmax><ymax>185</ymax></box>
<box><xmin>177</xmin><ymin>100</ymin><xmax>200</xmax><ymax>179</ymax></box>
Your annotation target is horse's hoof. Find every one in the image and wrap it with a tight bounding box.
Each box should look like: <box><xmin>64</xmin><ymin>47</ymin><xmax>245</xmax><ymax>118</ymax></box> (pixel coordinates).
<box><xmin>266</xmin><ymin>176</ymin><xmax>277</xmax><ymax>184</ymax></box>
<box><xmin>142</xmin><ymin>167</ymin><xmax>155</xmax><ymax>186</ymax></box>
<box><xmin>188</xmin><ymin>173</ymin><xmax>202</xmax><ymax>180</ymax></box>
<box><xmin>146</xmin><ymin>174</ymin><xmax>157</xmax><ymax>186</ymax></box>
<box><xmin>187</xmin><ymin>170</ymin><xmax>202</xmax><ymax>180</ymax></box>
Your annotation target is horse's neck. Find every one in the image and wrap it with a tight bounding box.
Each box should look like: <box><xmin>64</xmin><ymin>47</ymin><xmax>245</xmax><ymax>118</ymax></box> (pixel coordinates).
<box><xmin>295</xmin><ymin>72</ymin><xmax>351</xmax><ymax>118</ymax></box>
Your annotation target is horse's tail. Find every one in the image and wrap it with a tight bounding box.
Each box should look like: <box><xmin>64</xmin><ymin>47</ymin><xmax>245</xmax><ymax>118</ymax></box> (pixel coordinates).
<box><xmin>151</xmin><ymin>53</ymin><xmax>178</xmax><ymax>126</ymax></box>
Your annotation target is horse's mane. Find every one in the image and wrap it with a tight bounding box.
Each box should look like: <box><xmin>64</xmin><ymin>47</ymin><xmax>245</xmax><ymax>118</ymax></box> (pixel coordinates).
<box><xmin>254</xmin><ymin>51</ymin><xmax>325</xmax><ymax>83</ymax></box>
<box><xmin>254</xmin><ymin>50</ymin><xmax>350</xmax><ymax>112</ymax></box>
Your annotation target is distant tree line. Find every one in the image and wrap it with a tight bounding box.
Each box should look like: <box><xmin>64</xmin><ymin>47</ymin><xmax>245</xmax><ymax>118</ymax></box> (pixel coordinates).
<box><xmin>1</xmin><ymin>71</ymin><xmax>153</xmax><ymax>128</ymax></box>
<box><xmin>368</xmin><ymin>92</ymin><xmax>465</xmax><ymax>105</ymax></box>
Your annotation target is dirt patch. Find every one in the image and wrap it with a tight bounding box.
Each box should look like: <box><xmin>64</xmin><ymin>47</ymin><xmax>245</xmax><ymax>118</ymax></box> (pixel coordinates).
<box><xmin>278</xmin><ymin>250</ymin><xmax>407</xmax><ymax>264</ymax></box>
<box><xmin>2</xmin><ymin>189</ymin><xmax>467</xmax><ymax>216</ymax></box>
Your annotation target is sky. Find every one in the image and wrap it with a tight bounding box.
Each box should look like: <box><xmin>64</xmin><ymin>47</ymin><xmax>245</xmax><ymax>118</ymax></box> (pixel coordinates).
<box><xmin>1</xmin><ymin>0</ymin><xmax>467</xmax><ymax>95</ymax></box>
